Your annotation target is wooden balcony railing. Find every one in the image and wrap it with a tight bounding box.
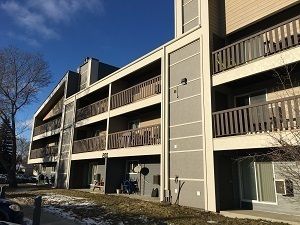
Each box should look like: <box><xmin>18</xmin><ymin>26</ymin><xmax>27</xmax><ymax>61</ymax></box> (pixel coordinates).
<box><xmin>212</xmin><ymin>16</ymin><xmax>300</xmax><ymax>74</ymax></box>
<box><xmin>33</xmin><ymin>117</ymin><xmax>62</xmax><ymax>136</ymax></box>
<box><xmin>76</xmin><ymin>98</ymin><xmax>108</xmax><ymax>122</ymax></box>
<box><xmin>73</xmin><ymin>134</ymin><xmax>106</xmax><ymax>154</ymax></box>
<box><xmin>108</xmin><ymin>124</ymin><xmax>161</xmax><ymax>149</ymax></box>
<box><xmin>213</xmin><ymin>95</ymin><xmax>300</xmax><ymax>137</ymax></box>
<box><xmin>30</xmin><ymin>146</ymin><xmax>58</xmax><ymax>159</ymax></box>
<box><xmin>110</xmin><ymin>75</ymin><xmax>161</xmax><ymax>110</ymax></box>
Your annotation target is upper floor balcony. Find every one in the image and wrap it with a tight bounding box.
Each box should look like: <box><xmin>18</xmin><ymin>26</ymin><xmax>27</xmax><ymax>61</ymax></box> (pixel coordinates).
<box><xmin>76</xmin><ymin>98</ymin><xmax>108</xmax><ymax>122</ymax></box>
<box><xmin>72</xmin><ymin>124</ymin><xmax>161</xmax><ymax>154</ymax></box>
<box><xmin>212</xmin><ymin>15</ymin><xmax>300</xmax><ymax>74</ymax></box>
<box><xmin>73</xmin><ymin>134</ymin><xmax>106</xmax><ymax>154</ymax></box>
<box><xmin>110</xmin><ymin>75</ymin><xmax>161</xmax><ymax>110</ymax></box>
<box><xmin>33</xmin><ymin>117</ymin><xmax>61</xmax><ymax>137</ymax></box>
<box><xmin>107</xmin><ymin>124</ymin><xmax>161</xmax><ymax>149</ymax></box>
<box><xmin>213</xmin><ymin>95</ymin><xmax>300</xmax><ymax>138</ymax></box>
<box><xmin>29</xmin><ymin>145</ymin><xmax>58</xmax><ymax>159</ymax></box>
<box><xmin>75</xmin><ymin>75</ymin><xmax>161</xmax><ymax>123</ymax></box>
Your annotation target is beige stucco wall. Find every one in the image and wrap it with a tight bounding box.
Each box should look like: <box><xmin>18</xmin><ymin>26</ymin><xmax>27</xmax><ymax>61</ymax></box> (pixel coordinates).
<box><xmin>225</xmin><ymin>0</ymin><xmax>300</xmax><ymax>34</ymax></box>
<box><xmin>209</xmin><ymin>0</ymin><xmax>225</xmax><ymax>38</ymax></box>
<box><xmin>174</xmin><ymin>0</ymin><xmax>200</xmax><ymax>37</ymax></box>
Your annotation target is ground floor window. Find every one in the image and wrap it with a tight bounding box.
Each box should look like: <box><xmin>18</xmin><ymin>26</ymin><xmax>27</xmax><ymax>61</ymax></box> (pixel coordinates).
<box><xmin>239</xmin><ymin>160</ymin><xmax>276</xmax><ymax>203</ymax></box>
<box><xmin>126</xmin><ymin>160</ymin><xmax>140</xmax><ymax>174</ymax></box>
<box><xmin>51</xmin><ymin>166</ymin><xmax>56</xmax><ymax>173</ymax></box>
<box><xmin>88</xmin><ymin>163</ymin><xmax>103</xmax><ymax>184</ymax></box>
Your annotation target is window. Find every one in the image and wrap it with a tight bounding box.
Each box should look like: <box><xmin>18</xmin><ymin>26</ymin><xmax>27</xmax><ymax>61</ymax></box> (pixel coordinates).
<box><xmin>239</xmin><ymin>160</ymin><xmax>276</xmax><ymax>203</ymax></box>
<box><xmin>240</xmin><ymin>159</ymin><xmax>257</xmax><ymax>200</ymax></box>
<box><xmin>235</xmin><ymin>90</ymin><xmax>267</xmax><ymax>107</ymax></box>
<box><xmin>128</xmin><ymin>120</ymin><xmax>140</xmax><ymax>130</ymax></box>
<box><xmin>235</xmin><ymin>95</ymin><xmax>249</xmax><ymax>107</ymax></box>
<box><xmin>127</xmin><ymin>160</ymin><xmax>140</xmax><ymax>174</ymax></box>
<box><xmin>94</xmin><ymin>130</ymin><xmax>102</xmax><ymax>136</ymax></box>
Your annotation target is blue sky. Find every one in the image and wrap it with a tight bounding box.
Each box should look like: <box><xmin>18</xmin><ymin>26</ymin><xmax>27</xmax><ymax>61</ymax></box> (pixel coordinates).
<box><xmin>0</xmin><ymin>0</ymin><xmax>174</xmax><ymax>139</ymax></box>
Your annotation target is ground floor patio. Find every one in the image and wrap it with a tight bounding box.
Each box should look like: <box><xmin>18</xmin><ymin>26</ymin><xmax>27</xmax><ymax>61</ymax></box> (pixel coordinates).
<box><xmin>215</xmin><ymin>149</ymin><xmax>300</xmax><ymax>216</ymax></box>
<box><xmin>69</xmin><ymin>155</ymin><xmax>161</xmax><ymax>197</ymax></box>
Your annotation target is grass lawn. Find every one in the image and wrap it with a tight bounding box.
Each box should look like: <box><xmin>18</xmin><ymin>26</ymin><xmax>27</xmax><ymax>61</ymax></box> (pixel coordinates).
<box><xmin>7</xmin><ymin>188</ymin><xmax>288</xmax><ymax>225</ymax></box>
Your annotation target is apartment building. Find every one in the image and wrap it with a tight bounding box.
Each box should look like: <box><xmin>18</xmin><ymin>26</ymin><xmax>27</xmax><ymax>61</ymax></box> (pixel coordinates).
<box><xmin>28</xmin><ymin>0</ymin><xmax>300</xmax><ymax>215</ymax></box>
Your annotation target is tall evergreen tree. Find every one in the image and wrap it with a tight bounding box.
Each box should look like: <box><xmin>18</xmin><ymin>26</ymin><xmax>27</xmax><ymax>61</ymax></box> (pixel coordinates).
<box><xmin>0</xmin><ymin>121</ymin><xmax>13</xmax><ymax>174</ymax></box>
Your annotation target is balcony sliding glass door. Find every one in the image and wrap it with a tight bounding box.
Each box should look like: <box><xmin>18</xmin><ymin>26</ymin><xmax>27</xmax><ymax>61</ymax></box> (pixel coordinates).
<box><xmin>239</xmin><ymin>160</ymin><xmax>276</xmax><ymax>203</ymax></box>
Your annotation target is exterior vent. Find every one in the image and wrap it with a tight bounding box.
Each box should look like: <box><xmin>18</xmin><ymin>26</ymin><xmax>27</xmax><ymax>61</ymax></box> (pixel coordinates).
<box><xmin>275</xmin><ymin>179</ymin><xmax>294</xmax><ymax>196</ymax></box>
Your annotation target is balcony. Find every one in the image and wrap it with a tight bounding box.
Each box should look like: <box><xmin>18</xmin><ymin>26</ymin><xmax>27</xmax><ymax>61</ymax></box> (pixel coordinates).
<box><xmin>108</xmin><ymin>124</ymin><xmax>161</xmax><ymax>149</ymax></box>
<box><xmin>30</xmin><ymin>146</ymin><xmax>58</xmax><ymax>159</ymax></box>
<box><xmin>212</xmin><ymin>16</ymin><xmax>300</xmax><ymax>74</ymax></box>
<box><xmin>33</xmin><ymin>117</ymin><xmax>61</xmax><ymax>137</ymax></box>
<box><xmin>73</xmin><ymin>134</ymin><xmax>106</xmax><ymax>154</ymax></box>
<box><xmin>213</xmin><ymin>95</ymin><xmax>300</xmax><ymax>138</ymax></box>
<box><xmin>43</xmin><ymin>98</ymin><xmax>64</xmax><ymax>121</ymax></box>
<box><xmin>76</xmin><ymin>98</ymin><xmax>108</xmax><ymax>122</ymax></box>
<box><xmin>110</xmin><ymin>75</ymin><xmax>161</xmax><ymax>110</ymax></box>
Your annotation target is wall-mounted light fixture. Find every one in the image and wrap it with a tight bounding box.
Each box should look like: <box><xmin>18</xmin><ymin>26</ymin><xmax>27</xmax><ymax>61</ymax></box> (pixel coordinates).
<box><xmin>175</xmin><ymin>77</ymin><xmax>188</xmax><ymax>98</ymax></box>
<box><xmin>180</xmin><ymin>78</ymin><xmax>187</xmax><ymax>85</ymax></box>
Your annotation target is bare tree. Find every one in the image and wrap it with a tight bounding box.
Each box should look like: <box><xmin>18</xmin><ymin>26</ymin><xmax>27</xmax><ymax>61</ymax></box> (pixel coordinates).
<box><xmin>16</xmin><ymin>137</ymin><xmax>30</xmax><ymax>173</ymax></box>
<box><xmin>268</xmin><ymin>64</ymin><xmax>300</xmax><ymax>193</ymax></box>
<box><xmin>0</xmin><ymin>121</ymin><xmax>13</xmax><ymax>173</ymax></box>
<box><xmin>239</xmin><ymin>63</ymin><xmax>300</xmax><ymax>194</ymax></box>
<box><xmin>0</xmin><ymin>46</ymin><xmax>50</xmax><ymax>187</ymax></box>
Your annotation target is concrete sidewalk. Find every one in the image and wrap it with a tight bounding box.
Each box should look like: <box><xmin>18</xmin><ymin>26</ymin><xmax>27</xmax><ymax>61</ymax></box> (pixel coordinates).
<box><xmin>221</xmin><ymin>210</ymin><xmax>300</xmax><ymax>225</ymax></box>
<box><xmin>22</xmin><ymin>205</ymin><xmax>80</xmax><ymax>225</ymax></box>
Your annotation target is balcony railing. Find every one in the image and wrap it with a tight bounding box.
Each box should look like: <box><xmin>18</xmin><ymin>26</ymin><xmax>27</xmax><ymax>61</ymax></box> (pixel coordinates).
<box><xmin>108</xmin><ymin>124</ymin><xmax>161</xmax><ymax>149</ymax></box>
<box><xmin>33</xmin><ymin>117</ymin><xmax>62</xmax><ymax>136</ymax></box>
<box><xmin>73</xmin><ymin>134</ymin><xmax>106</xmax><ymax>154</ymax></box>
<box><xmin>212</xmin><ymin>16</ymin><xmax>300</xmax><ymax>74</ymax></box>
<box><xmin>213</xmin><ymin>95</ymin><xmax>300</xmax><ymax>137</ymax></box>
<box><xmin>110</xmin><ymin>75</ymin><xmax>161</xmax><ymax>110</ymax></box>
<box><xmin>30</xmin><ymin>146</ymin><xmax>58</xmax><ymax>159</ymax></box>
<box><xmin>76</xmin><ymin>98</ymin><xmax>108</xmax><ymax>122</ymax></box>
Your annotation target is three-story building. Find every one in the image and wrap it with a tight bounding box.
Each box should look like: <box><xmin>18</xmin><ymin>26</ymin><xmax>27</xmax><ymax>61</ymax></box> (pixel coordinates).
<box><xmin>28</xmin><ymin>0</ymin><xmax>300</xmax><ymax>215</ymax></box>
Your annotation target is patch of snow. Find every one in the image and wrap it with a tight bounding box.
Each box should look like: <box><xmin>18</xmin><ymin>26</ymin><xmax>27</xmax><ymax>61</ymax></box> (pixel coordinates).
<box><xmin>42</xmin><ymin>194</ymin><xmax>107</xmax><ymax>225</ymax></box>
<box><xmin>42</xmin><ymin>193</ymin><xmax>95</xmax><ymax>206</ymax></box>
<box><xmin>82</xmin><ymin>217</ymin><xmax>110</xmax><ymax>225</ymax></box>
<box><xmin>139</xmin><ymin>215</ymin><xmax>149</xmax><ymax>223</ymax></box>
<box><xmin>45</xmin><ymin>205</ymin><xmax>77</xmax><ymax>221</ymax></box>
<box><xmin>23</xmin><ymin>217</ymin><xmax>32</xmax><ymax>225</ymax></box>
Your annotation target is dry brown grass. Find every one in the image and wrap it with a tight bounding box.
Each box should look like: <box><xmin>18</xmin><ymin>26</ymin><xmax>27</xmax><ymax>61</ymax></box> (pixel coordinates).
<box><xmin>7</xmin><ymin>188</ymin><xmax>288</xmax><ymax>225</ymax></box>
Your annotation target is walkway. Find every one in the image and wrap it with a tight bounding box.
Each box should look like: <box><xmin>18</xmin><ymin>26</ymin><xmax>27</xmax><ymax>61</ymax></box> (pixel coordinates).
<box><xmin>22</xmin><ymin>205</ymin><xmax>81</xmax><ymax>225</ymax></box>
<box><xmin>221</xmin><ymin>210</ymin><xmax>300</xmax><ymax>225</ymax></box>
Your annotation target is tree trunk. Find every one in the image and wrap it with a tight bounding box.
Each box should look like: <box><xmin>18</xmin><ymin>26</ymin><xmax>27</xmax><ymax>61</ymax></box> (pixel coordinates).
<box><xmin>8</xmin><ymin>115</ymin><xmax>17</xmax><ymax>188</ymax></box>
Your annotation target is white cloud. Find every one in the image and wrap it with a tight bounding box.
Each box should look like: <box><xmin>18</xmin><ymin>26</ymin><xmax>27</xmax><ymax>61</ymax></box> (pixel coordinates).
<box><xmin>27</xmin><ymin>0</ymin><xmax>103</xmax><ymax>23</ymax></box>
<box><xmin>7</xmin><ymin>32</ymin><xmax>41</xmax><ymax>47</ymax></box>
<box><xmin>1</xmin><ymin>0</ymin><xmax>103</xmax><ymax>43</ymax></box>
<box><xmin>1</xmin><ymin>1</ymin><xmax>58</xmax><ymax>39</ymax></box>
